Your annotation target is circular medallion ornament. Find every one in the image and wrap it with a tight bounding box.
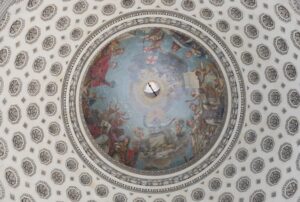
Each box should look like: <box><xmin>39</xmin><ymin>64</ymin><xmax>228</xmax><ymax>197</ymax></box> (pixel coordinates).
<box><xmin>9</xmin><ymin>78</ymin><xmax>22</xmax><ymax>96</ymax></box>
<box><xmin>0</xmin><ymin>138</ymin><xmax>8</xmax><ymax>160</ymax></box>
<box><xmin>27</xmin><ymin>80</ymin><xmax>40</xmax><ymax>96</ymax></box>
<box><xmin>219</xmin><ymin>193</ymin><xmax>234</xmax><ymax>202</ymax></box>
<box><xmin>274</xmin><ymin>37</ymin><xmax>289</xmax><ymax>55</ymax></box>
<box><xmin>236</xmin><ymin>148</ymin><xmax>248</xmax><ymax>162</ymax></box>
<box><xmin>228</xmin><ymin>7</ymin><xmax>243</xmax><ymax>21</ymax></box>
<box><xmin>191</xmin><ymin>188</ymin><xmax>205</xmax><ymax>201</ymax></box>
<box><xmin>266</xmin><ymin>168</ymin><xmax>281</xmax><ymax>186</ymax></box>
<box><xmin>9</xmin><ymin>18</ymin><xmax>24</xmax><ymax>37</ymax></box>
<box><xmin>256</xmin><ymin>44</ymin><xmax>271</xmax><ymax>60</ymax></box>
<box><xmin>73</xmin><ymin>0</ymin><xmax>88</xmax><ymax>14</ymax></box>
<box><xmin>249</xmin><ymin>110</ymin><xmax>262</xmax><ymax>124</ymax></box>
<box><xmin>284</xmin><ymin>62</ymin><xmax>297</xmax><ymax>81</ymax></box>
<box><xmin>42</xmin><ymin>35</ymin><xmax>56</xmax><ymax>51</ymax></box>
<box><xmin>95</xmin><ymin>184</ymin><xmax>109</xmax><ymax>198</ymax></box>
<box><xmin>46</xmin><ymin>82</ymin><xmax>58</xmax><ymax>96</ymax></box>
<box><xmin>289</xmin><ymin>0</ymin><xmax>300</xmax><ymax>15</ymax></box>
<box><xmin>45</xmin><ymin>102</ymin><xmax>57</xmax><ymax>116</ymax></box>
<box><xmin>223</xmin><ymin>164</ymin><xmax>237</xmax><ymax>178</ymax></box>
<box><xmin>14</xmin><ymin>51</ymin><xmax>29</xmax><ymax>69</ymax></box>
<box><xmin>278</xmin><ymin>143</ymin><xmax>293</xmax><ymax>162</ymax></box>
<box><xmin>268</xmin><ymin>90</ymin><xmax>281</xmax><ymax>106</ymax></box>
<box><xmin>8</xmin><ymin>105</ymin><xmax>21</xmax><ymax>124</ymax></box>
<box><xmin>113</xmin><ymin>193</ymin><xmax>127</xmax><ymax>202</ymax></box>
<box><xmin>38</xmin><ymin>149</ymin><xmax>52</xmax><ymax>165</ymax></box>
<box><xmin>275</xmin><ymin>4</ymin><xmax>291</xmax><ymax>22</ymax></box>
<box><xmin>70</xmin><ymin>28</ymin><xmax>83</xmax><ymax>41</ymax></box>
<box><xmin>67</xmin><ymin>186</ymin><xmax>82</xmax><ymax>201</ymax></box>
<box><xmin>216</xmin><ymin>20</ymin><xmax>230</xmax><ymax>32</ymax></box>
<box><xmin>26</xmin><ymin>103</ymin><xmax>40</xmax><ymax>120</ymax></box>
<box><xmin>51</xmin><ymin>169</ymin><xmax>65</xmax><ymax>185</ymax></box>
<box><xmin>79</xmin><ymin>172</ymin><xmax>92</xmax><ymax>186</ymax></box>
<box><xmin>209</xmin><ymin>0</ymin><xmax>224</xmax><ymax>6</ymax></box>
<box><xmin>259</xmin><ymin>14</ymin><xmax>275</xmax><ymax>30</ymax></box>
<box><xmin>12</xmin><ymin>132</ymin><xmax>26</xmax><ymax>151</ymax></box>
<box><xmin>48</xmin><ymin>122</ymin><xmax>60</xmax><ymax>136</ymax></box>
<box><xmin>25</xmin><ymin>26</ymin><xmax>41</xmax><ymax>44</ymax></box>
<box><xmin>241</xmin><ymin>0</ymin><xmax>257</xmax><ymax>9</ymax></box>
<box><xmin>230</xmin><ymin>34</ymin><xmax>243</xmax><ymax>48</ymax></box>
<box><xmin>154</xmin><ymin>199</ymin><xmax>166</xmax><ymax>202</ymax></box>
<box><xmin>141</xmin><ymin>0</ymin><xmax>155</xmax><ymax>5</ymax></box>
<box><xmin>102</xmin><ymin>4</ymin><xmax>116</xmax><ymax>16</ymax></box>
<box><xmin>41</xmin><ymin>4</ymin><xmax>57</xmax><ymax>21</ymax></box>
<box><xmin>286</xmin><ymin>116</ymin><xmax>299</xmax><ymax>136</ymax></box>
<box><xmin>134</xmin><ymin>197</ymin><xmax>146</xmax><ymax>202</ymax></box>
<box><xmin>121</xmin><ymin>0</ymin><xmax>136</xmax><ymax>8</ymax></box>
<box><xmin>248</xmin><ymin>71</ymin><xmax>259</xmax><ymax>84</ymax></box>
<box><xmin>21</xmin><ymin>158</ymin><xmax>36</xmax><ymax>176</ymax></box>
<box><xmin>288</xmin><ymin>89</ymin><xmax>300</xmax><ymax>108</ymax></box>
<box><xmin>58</xmin><ymin>44</ymin><xmax>71</xmax><ymax>58</ymax></box>
<box><xmin>265</xmin><ymin>67</ymin><xmax>278</xmax><ymax>83</ymax></box>
<box><xmin>250</xmin><ymin>157</ymin><xmax>265</xmax><ymax>173</ymax></box>
<box><xmin>244</xmin><ymin>130</ymin><xmax>257</xmax><ymax>144</ymax></box>
<box><xmin>0</xmin><ymin>46</ymin><xmax>10</xmax><ymax>67</ymax></box>
<box><xmin>20</xmin><ymin>194</ymin><xmax>35</xmax><ymax>202</ymax></box>
<box><xmin>66</xmin><ymin>158</ymin><xmax>78</xmax><ymax>172</ymax></box>
<box><xmin>241</xmin><ymin>52</ymin><xmax>253</xmax><ymax>65</ymax></box>
<box><xmin>181</xmin><ymin>0</ymin><xmax>195</xmax><ymax>11</ymax></box>
<box><xmin>244</xmin><ymin>24</ymin><xmax>259</xmax><ymax>39</ymax></box>
<box><xmin>250</xmin><ymin>90</ymin><xmax>263</xmax><ymax>104</ymax></box>
<box><xmin>172</xmin><ymin>195</ymin><xmax>186</xmax><ymax>202</ymax></box>
<box><xmin>200</xmin><ymin>8</ymin><xmax>214</xmax><ymax>20</ymax></box>
<box><xmin>261</xmin><ymin>136</ymin><xmax>275</xmax><ymax>153</ymax></box>
<box><xmin>236</xmin><ymin>176</ymin><xmax>251</xmax><ymax>192</ymax></box>
<box><xmin>250</xmin><ymin>190</ymin><xmax>266</xmax><ymax>202</ymax></box>
<box><xmin>161</xmin><ymin>0</ymin><xmax>175</xmax><ymax>6</ymax></box>
<box><xmin>291</xmin><ymin>30</ymin><xmax>300</xmax><ymax>49</ymax></box>
<box><xmin>32</xmin><ymin>56</ymin><xmax>46</xmax><ymax>73</ymax></box>
<box><xmin>85</xmin><ymin>14</ymin><xmax>98</xmax><ymax>27</ymax></box>
<box><xmin>35</xmin><ymin>181</ymin><xmax>51</xmax><ymax>199</ymax></box>
<box><xmin>267</xmin><ymin>113</ymin><xmax>280</xmax><ymax>130</ymax></box>
<box><xmin>62</xmin><ymin>10</ymin><xmax>245</xmax><ymax>193</ymax></box>
<box><xmin>26</xmin><ymin>0</ymin><xmax>42</xmax><ymax>11</ymax></box>
<box><xmin>282</xmin><ymin>179</ymin><xmax>298</xmax><ymax>199</ymax></box>
<box><xmin>5</xmin><ymin>167</ymin><xmax>20</xmax><ymax>188</ymax></box>
<box><xmin>55</xmin><ymin>141</ymin><xmax>67</xmax><ymax>154</ymax></box>
<box><xmin>56</xmin><ymin>16</ymin><xmax>70</xmax><ymax>31</ymax></box>
<box><xmin>209</xmin><ymin>178</ymin><xmax>222</xmax><ymax>191</ymax></box>
<box><xmin>30</xmin><ymin>127</ymin><xmax>44</xmax><ymax>143</ymax></box>
<box><xmin>50</xmin><ymin>62</ymin><xmax>63</xmax><ymax>76</ymax></box>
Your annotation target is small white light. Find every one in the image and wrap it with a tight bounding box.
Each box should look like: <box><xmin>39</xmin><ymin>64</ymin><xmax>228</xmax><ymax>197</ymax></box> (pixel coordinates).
<box><xmin>144</xmin><ymin>81</ymin><xmax>160</xmax><ymax>98</ymax></box>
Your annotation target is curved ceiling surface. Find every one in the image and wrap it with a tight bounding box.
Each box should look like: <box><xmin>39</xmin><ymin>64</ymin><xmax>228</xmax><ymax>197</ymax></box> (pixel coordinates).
<box><xmin>81</xmin><ymin>27</ymin><xmax>227</xmax><ymax>172</ymax></box>
<box><xmin>0</xmin><ymin>0</ymin><xmax>299</xmax><ymax>202</ymax></box>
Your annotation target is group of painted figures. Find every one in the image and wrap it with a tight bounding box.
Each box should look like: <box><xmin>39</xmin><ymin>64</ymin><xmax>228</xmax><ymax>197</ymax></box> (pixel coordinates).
<box><xmin>82</xmin><ymin>28</ymin><xmax>226</xmax><ymax>170</ymax></box>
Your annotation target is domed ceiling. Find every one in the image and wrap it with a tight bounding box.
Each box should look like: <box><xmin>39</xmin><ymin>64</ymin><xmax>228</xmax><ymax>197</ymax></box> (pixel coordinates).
<box><xmin>0</xmin><ymin>0</ymin><xmax>299</xmax><ymax>201</ymax></box>
<box><xmin>82</xmin><ymin>27</ymin><xmax>228</xmax><ymax>172</ymax></box>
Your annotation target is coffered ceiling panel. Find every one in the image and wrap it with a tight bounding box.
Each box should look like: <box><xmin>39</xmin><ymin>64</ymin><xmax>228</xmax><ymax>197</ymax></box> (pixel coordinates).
<box><xmin>0</xmin><ymin>0</ymin><xmax>299</xmax><ymax>201</ymax></box>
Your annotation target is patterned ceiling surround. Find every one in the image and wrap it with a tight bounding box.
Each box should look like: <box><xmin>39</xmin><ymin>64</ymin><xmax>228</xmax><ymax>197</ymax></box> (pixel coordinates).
<box><xmin>0</xmin><ymin>0</ymin><xmax>299</xmax><ymax>201</ymax></box>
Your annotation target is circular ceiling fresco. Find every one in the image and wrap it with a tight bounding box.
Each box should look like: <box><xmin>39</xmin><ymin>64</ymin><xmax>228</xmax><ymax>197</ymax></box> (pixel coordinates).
<box><xmin>0</xmin><ymin>0</ymin><xmax>299</xmax><ymax>201</ymax></box>
<box><xmin>62</xmin><ymin>10</ymin><xmax>244</xmax><ymax>193</ymax></box>
<box><xmin>81</xmin><ymin>27</ymin><xmax>228</xmax><ymax>172</ymax></box>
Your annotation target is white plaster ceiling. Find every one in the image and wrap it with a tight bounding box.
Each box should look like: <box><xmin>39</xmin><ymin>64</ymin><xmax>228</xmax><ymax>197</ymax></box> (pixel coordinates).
<box><xmin>0</xmin><ymin>0</ymin><xmax>299</xmax><ymax>201</ymax></box>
